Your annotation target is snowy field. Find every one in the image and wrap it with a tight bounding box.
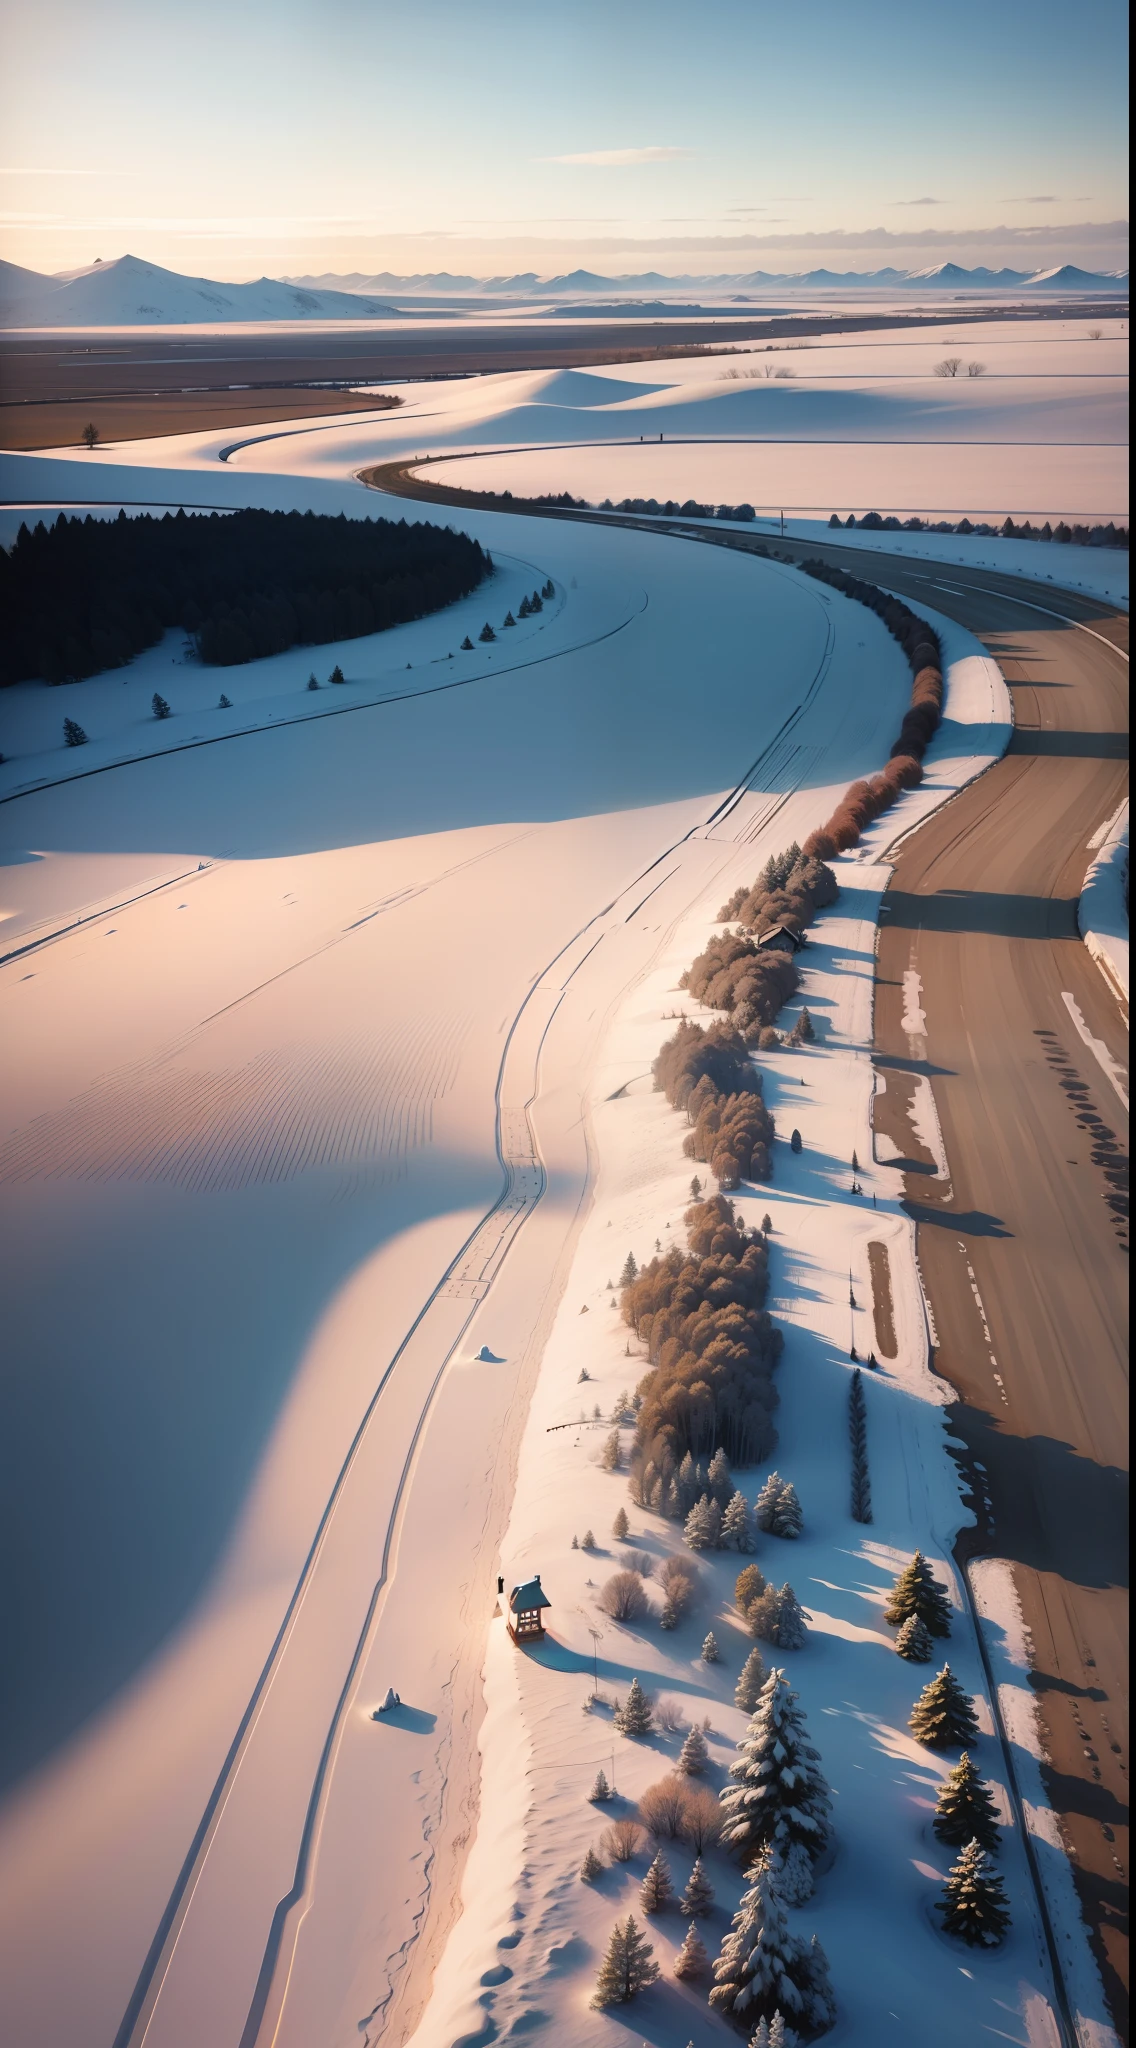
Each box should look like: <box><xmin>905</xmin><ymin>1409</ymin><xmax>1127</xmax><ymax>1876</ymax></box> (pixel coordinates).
<box><xmin>0</xmin><ymin>343</ymin><xmax>1121</xmax><ymax>2048</ymax></box>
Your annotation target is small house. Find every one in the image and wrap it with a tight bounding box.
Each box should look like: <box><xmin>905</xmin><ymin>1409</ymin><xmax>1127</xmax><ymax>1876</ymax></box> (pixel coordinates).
<box><xmin>508</xmin><ymin>1573</ymin><xmax>551</xmax><ymax>1644</ymax></box>
<box><xmin>756</xmin><ymin>922</ymin><xmax>806</xmax><ymax>954</ymax></box>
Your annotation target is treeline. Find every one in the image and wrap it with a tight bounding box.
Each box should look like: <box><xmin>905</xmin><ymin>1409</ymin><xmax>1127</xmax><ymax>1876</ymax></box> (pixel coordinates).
<box><xmin>598</xmin><ymin>497</ymin><xmax>757</xmax><ymax>522</ymax></box>
<box><xmin>679</xmin><ymin>844</ymin><xmax>838</xmax><ymax>1048</ymax></box>
<box><xmin>794</xmin><ymin>565</ymin><xmax>943</xmax><ymax>858</ymax></box>
<box><xmin>623</xmin><ymin>1194</ymin><xmax>782</xmax><ymax>1470</ymax></box>
<box><xmin>1</xmin><ymin>507</ymin><xmax>490</xmax><ymax>686</ymax></box>
<box><xmin>830</xmin><ymin>510</ymin><xmax>1128</xmax><ymax>550</ymax></box>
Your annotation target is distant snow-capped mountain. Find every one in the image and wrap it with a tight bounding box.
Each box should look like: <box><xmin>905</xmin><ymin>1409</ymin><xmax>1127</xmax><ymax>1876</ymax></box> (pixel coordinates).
<box><xmin>0</xmin><ymin>253</ymin><xmax>402</xmax><ymax>327</ymax></box>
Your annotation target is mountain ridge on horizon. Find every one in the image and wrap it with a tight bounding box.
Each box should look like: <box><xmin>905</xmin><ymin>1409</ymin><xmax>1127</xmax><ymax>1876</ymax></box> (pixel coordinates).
<box><xmin>0</xmin><ymin>249</ymin><xmax>1127</xmax><ymax>328</ymax></box>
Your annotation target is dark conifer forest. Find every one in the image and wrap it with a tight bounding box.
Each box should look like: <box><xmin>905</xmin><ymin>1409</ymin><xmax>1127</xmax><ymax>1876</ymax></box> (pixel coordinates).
<box><xmin>0</xmin><ymin>507</ymin><xmax>491</xmax><ymax>685</ymax></box>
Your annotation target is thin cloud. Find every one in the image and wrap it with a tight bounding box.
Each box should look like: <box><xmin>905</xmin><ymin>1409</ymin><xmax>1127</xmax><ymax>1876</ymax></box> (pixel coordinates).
<box><xmin>891</xmin><ymin>196</ymin><xmax>943</xmax><ymax>207</ymax></box>
<box><xmin>541</xmin><ymin>146</ymin><xmax>693</xmax><ymax>166</ymax></box>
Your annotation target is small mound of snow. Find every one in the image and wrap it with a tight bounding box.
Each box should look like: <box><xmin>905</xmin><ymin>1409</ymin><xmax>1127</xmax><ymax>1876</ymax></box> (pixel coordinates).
<box><xmin>517</xmin><ymin>368</ymin><xmax>670</xmax><ymax>408</ymax></box>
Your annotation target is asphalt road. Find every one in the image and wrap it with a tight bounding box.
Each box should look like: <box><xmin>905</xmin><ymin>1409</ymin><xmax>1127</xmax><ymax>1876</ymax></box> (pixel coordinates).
<box><xmin>379</xmin><ymin>462</ymin><xmax>1132</xmax><ymax>2025</ymax></box>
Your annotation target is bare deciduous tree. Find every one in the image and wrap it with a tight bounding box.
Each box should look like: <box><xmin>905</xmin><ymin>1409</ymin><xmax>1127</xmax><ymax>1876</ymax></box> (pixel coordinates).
<box><xmin>638</xmin><ymin>1774</ymin><xmax>691</xmax><ymax>1840</ymax></box>
<box><xmin>966</xmin><ymin>361</ymin><xmax>987</xmax><ymax>377</ymax></box>
<box><xmin>599</xmin><ymin>1571</ymin><xmax>650</xmax><ymax>1623</ymax></box>
<box><xmin>933</xmin><ymin>358</ymin><xmax>963</xmax><ymax>378</ymax></box>
<box><xmin>655</xmin><ymin>1695</ymin><xmax>687</xmax><ymax>1734</ymax></box>
<box><xmin>600</xmin><ymin>1818</ymin><xmax>645</xmax><ymax>1863</ymax></box>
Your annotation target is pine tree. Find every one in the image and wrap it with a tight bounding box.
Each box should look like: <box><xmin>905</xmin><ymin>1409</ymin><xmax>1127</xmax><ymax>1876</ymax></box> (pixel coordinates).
<box><xmin>591</xmin><ymin>1915</ymin><xmax>660</xmax><ymax>2005</ymax></box>
<box><xmin>542</xmin><ymin>577</ymin><xmax>555</xmax><ymax>598</ymax></box>
<box><xmin>934</xmin><ymin>1754</ymin><xmax>1001</xmax><ymax>1852</ymax></box>
<box><xmin>640</xmin><ymin>1848</ymin><xmax>674</xmax><ymax>1912</ymax></box>
<box><xmin>581</xmin><ymin>1845</ymin><xmax>605</xmax><ymax>1881</ymax></box>
<box><xmin>761</xmin><ymin>1212</ymin><xmax>773</xmax><ymax>1235</ymax></box>
<box><xmin>755</xmin><ymin>1473</ymin><xmax>786</xmax><ymax>1532</ymax></box>
<box><xmin>684</xmin><ymin>1494</ymin><xmax>720</xmax><ymax>1551</ymax></box>
<box><xmin>329</xmin><ymin>664</ymin><xmax>344</xmax><ymax>684</ymax></box>
<box><xmin>753</xmin><ymin>1836</ymin><xmax>816</xmax><ymax>1906</ymax></box>
<box><xmin>721</xmin><ymin>1490</ymin><xmax>757</xmax><ymax>1552</ymax></box>
<box><xmin>895</xmin><ymin>1614</ymin><xmax>934</xmax><ymax>1662</ymax></box>
<box><xmin>937</xmin><ymin>1839</ymin><xmax>1011</xmax><ymax>1946</ymax></box>
<box><xmin>614</xmin><ymin>1676</ymin><xmax>654</xmax><ymax>1736</ymax></box>
<box><xmin>736</xmin><ymin>1564</ymin><xmax>767</xmax><ymax>1616</ymax></box>
<box><xmin>770</xmin><ymin>1483</ymin><xmax>803</xmax><ymax>1540</ymax></box>
<box><xmin>502</xmin><ymin>610</ymin><xmax>516</xmax><ymax>627</ymax></box>
<box><xmin>680</xmin><ymin>1854</ymin><xmax>715</xmax><ymax>1916</ymax></box>
<box><xmin>767</xmin><ymin>2018</ymin><xmax>795</xmax><ymax>2048</ymax></box>
<box><xmin>690</xmin><ymin>1174</ymin><xmax>702</xmax><ymax>1198</ymax></box>
<box><xmin>460</xmin><ymin>635</ymin><xmax>474</xmax><ymax>650</ymax></box>
<box><xmin>478</xmin><ymin>622</ymin><xmax>496</xmax><ymax>642</ymax></box>
<box><xmin>218</xmin><ymin>692</ymin><xmax>232</xmax><ymax>708</ymax></box>
<box><xmin>709</xmin><ymin>1867</ymin><xmax>834</xmax><ymax>2033</ymax></box>
<box><xmin>790</xmin><ymin>1129</ymin><xmax>802</xmax><ymax>1153</ymax></box>
<box><xmin>151</xmin><ymin>692</ymin><xmax>171</xmax><ymax>720</ymax></box>
<box><xmin>720</xmin><ymin>1670</ymin><xmax>831</xmax><ymax>1866</ymax></box>
<box><xmin>735</xmin><ymin>1646</ymin><xmax>768</xmax><ymax>1713</ymax></box>
<box><xmin>885</xmin><ymin>1551</ymin><xmax>953</xmax><ymax>1637</ymax></box>
<box><xmin>748</xmin><ymin>1588</ymin><xmax>782</xmax><ymax>1644</ymax></box>
<box><xmin>673</xmin><ymin>1922</ymin><xmax>708</xmax><ymax>1979</ymax></box>
<box><xmin>581</xmin><ymin>1529</ymin><xmax>596</xmax><ymax>1550</ymax></box>
<box><xmin>612</xmin><ymin>1505</ymin><xmax>630</xmax><ymax>1540</ymax></box>
<box><xmin>678</xmin><ymin>1725</ymin><xmax>709</xmax><ymax>1776</ymax></box>
<box><xmin>307</xmin><ymin>672</ymin><xmax>319</xmax><ymax>690</ymax></box>
<box><xmin>909</xmin><ymin>1666</ymin><xmax>980</xmax><ymax>1749</ymax></box>
<box><xmin>702</xmin><ymin>1631</ymin><xmax>720</xmax><ymax>1664</ymax></box>
<box><xmin>601</xmin><ymin>1430</ymin><xmax>622</xmax><ymax>1472</ymax></box>
<box><xmin>849</xmin><ymin>1368</ymin><xmax>871</xmax><ymax>1524</ymax></box>
<box><xmin>792</xmin><ymin>1008</ymin><xmax>815</xmax><ymax>1043</ymax></box>
<box><xmin>619</xmin><ymin>1251</ymin><xmax>638</xmax><ymax>1286</ymax></box>
<box><xmin>707</xmin><ymin>1446</ymin><xmax>733</xmax><ymax>1504</ymax></box>
<box><xmin>590</xmin><ymin>1768</ymin><xmax>612</xmax><ymax>1803</ymax></box>
<box><xmin>571</xmin><ymin>1534</ymin><xmax>579</xmax><ymax>1548</ymax></box>
<box><xmin>63</xmin><ymin>717</ymin><xmax>88</xmax><ymax>747</ymax></box>
<box><xmin>772</xmin><ymin>1586</ymin><xmax>807</xmax><ymax>1650</ymax></box>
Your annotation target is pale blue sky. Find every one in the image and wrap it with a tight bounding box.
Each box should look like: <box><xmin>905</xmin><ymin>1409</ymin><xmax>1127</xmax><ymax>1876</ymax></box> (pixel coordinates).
<box><xmin>0</xmin><ymin>0</ymin><xmax>1128</xmax><ymax>278</ymax></box>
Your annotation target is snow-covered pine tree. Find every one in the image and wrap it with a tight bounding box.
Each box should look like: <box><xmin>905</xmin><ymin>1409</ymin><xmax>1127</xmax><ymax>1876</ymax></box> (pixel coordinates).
<box><xmin>684</xmin><ymin>1494</ymin><xmax>722</xmax><ymax>1551</ymax></box>
<box><xmin>218</xmin><ymin>692</ymin><xmax>232</xmax><ymax>708</ymax></box>
<box><xmin>614</xmin><ymin>1676</ymin><xmax>654</xmax><ymax>1737</ymax></box>
<box><xmin>619</xmin><ymin>1251</ymin><xmax>638</xmax><ymax>1287</ymax></box>
<box><xmin>591</xmin><ymin>1915</ymin><xmax>660</xmax><ymax>2006</ymax></box>
<box><xmin>719</xmin><ymin>1669</ymin><xmax>831</xmax><ymax>1866</ymax></box>
<box><xmin>640</xmin><ymin>1848</ymin><xmax>674</xmax><ymax>1912</ymax></box>
<box><xmin>601</xmin><ymin>1430</ymin><xmax>621</xmax><ymax>1471</ymax></box>
<box><xmin>767</xmin><ymin>2013</ymin><xmax>797</xmax><ymax>2048</ymax></box>
<box><xmin>707</xmin><ymin>1446</ymin><xmax>733</xmax><ymax>1505</ymax></box>
<box><xmin>721</xmin><ymin>1489</ymin><xmax>757</xmax><ymax>1552</ymax></box>
<box><xmin>708</xmin><ymin>1867</ymin><xmax>834</xmax><ymax>2034</ymax></box>
<box><xmin>702</xmin><ymin>1632</ymin><xmax>720</xmax><ymax>1664</ymax></box>
<box><xmin>581</xmin><ymin>1846</ymin><xmax>605</xmax><ymax>1881</ymax></box>
<box><xmin>63</xmin><ymin>717</ymin><xmax>89</xmax><ymax>747</ymax></box>
<box><xmin>933</xmin><ymin>1753</ymin><xmax>1001</xmax><ymax>1851</ymax></box>
<box><xmin>677</xmin><ymin>1450</ymin><xmax>698</xmax><ymax>1514</ymax></box>
<box><xmin>774</xmin><ymin>1585</ymin><xmax>808</xmax><ymax>1649</ymax></box>
<box><xmin>755</xmin><ymin>1472</ymin><xmax>787</xmax><ymax>1532</ymax></box>
<box><xmin>460</xmin><ymin>635</ymin><xmax>474</xmax><ymax>650</ymax></box>
<box><xmin>673</xmin><ymin>1922</ymin><xmax>708</xmax><ymax>1979</ymax></box>
<box><xmin>680</xmin><ymin>1855</ymin><xmax>714</xmax><ymax>1916</ymax></box>
<box><xmin>678</xmin><ymin>1724</ymin><xmax>709</xmax><ymax>1775</ymax></box>
<box><xmin>895</xmin><ymin>1614</ymin><xmax>934</xmax><ymax>1662</ymax></box>
<box><xmin>753</xmin><ymin>1836</ymin><xmax>816</xmax><ymax>1906</ymax></box>
<box><xmin>936</xmin><ymin>1839</ymin><xmax>1011</xmax><ymax>1946</ymax></box>
<box><xmin>151</xmin><ymin>692</ymin><xmax>171</xmax><ymax>720</ymax></box>
<box><xmin>735</xmin><ymin>1646</ymin><xmax>768</xmax><ymax>1713</ymax></box>
<box><xmin>909</xmin><ymin>1666</ymin><xmax>980</xmax><ymax>1748</ymax></box>
<box><xmin>885</xmin><ymin>1551</ymin><xmax>953</xmax><ymax>1637</ymax></box>
<box><xmin>329</xmin><ymin>665</ymin><xmax>344</xmax><ymax>684</ymax></box>
<box><xmin>589</xmin><ymin>1768</ymin><xmax>612</xmax><ymax>1803</ymax></box>
<box><xmin>612</xmin><ymin>1505</ymin><xmax>630</xmax><ymax>1540</ymax></box>
<box><xmin>770</xmin><ymin>1483</ymin><xmax>803</xmax><ymax>1540</ymax></box>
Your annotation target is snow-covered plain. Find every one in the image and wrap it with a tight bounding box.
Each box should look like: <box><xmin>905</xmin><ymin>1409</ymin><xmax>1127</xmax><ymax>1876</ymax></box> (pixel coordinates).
<box><xmin>0</xmin><ymin>347</ymin><xmax>1119</xmax><ymax>2048</ymax></box>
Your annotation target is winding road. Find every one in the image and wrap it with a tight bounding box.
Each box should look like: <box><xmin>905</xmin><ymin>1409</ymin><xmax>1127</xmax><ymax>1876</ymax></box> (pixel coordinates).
<box><xmin>369</xmin><ymin>459</ymin><xmax>1131</xmax><ymax>2026</ymax></box>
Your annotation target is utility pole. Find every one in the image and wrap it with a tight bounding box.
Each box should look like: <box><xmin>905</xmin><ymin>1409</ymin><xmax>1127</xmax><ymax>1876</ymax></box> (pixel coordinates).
<box><xmin>780</xmin><ymin>508</ymin><xmax>785</xmax><ymax>537</ymax></box>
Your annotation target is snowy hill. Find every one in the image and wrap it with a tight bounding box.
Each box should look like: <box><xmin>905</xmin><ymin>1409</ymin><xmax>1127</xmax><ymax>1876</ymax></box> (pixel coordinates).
<box><xmin>283</xmin><ymin>262</ymin><xmax>1129</xmax><ymax>300</ymax></box>
<box><xmin>0</xmin><ymin>253</ymin><xmax>403</xmax><ymax>327</ymax></box>
<box><xmin>0</xmin><ymin>257</ymin><xmax>58</xmax><ymax>306</ymax></box>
